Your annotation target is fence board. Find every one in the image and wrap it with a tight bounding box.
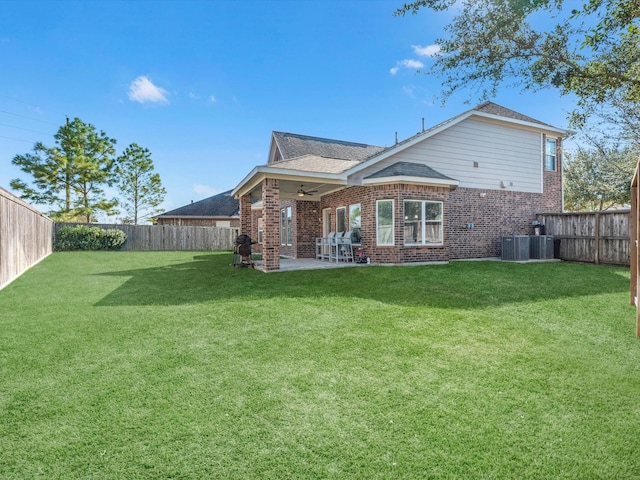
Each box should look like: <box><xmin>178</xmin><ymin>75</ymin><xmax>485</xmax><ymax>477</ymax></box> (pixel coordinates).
<box><xmin>537</xmin><ymin>211</ymin><xmax>630</xmax><ymax>266</ymax></box>
<box><xmin>0</xmin><ymin>188</ymin><xmax>54</xmax><ymax>289</ymax></box>
<box><xmin>55</xmin><ymin>223</ymin><xmax>240</xmax><ymax>251</ymax></box>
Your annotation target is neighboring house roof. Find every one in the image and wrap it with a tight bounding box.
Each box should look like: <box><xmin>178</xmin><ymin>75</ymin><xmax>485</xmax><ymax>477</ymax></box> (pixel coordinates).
<box><xmin>158</xmin><ymin>189</ymin><xmax>239</xmax><ymax>218</ymax></box>
<box><xmin>272</xmin><ymin>131</ymin><xmax>385</xmax><ymax>162</ymax></box>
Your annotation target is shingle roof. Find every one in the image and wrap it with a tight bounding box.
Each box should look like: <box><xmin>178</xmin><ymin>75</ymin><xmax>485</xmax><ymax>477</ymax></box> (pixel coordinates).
<box><xmin>474</xmin><ymin>101</ymin><xmax>554</xmax><ymax>127</ymax></box>
<box><xmin>365</xmin><ymin>162</ymin><xmax>456</xmax><ymax>181</ymax></box>
<box><xmin>273</xmin><ymin>131</ymin><xmax>385</xmax><ymax>162</ymax></box>
<box><xmin>158</xmin><ymin>189</ymin><xmax>239</xmax><ymax>217</ymax></box>
<box><xmin>270</xmin><ymin>154</ymin><xmax>360</xmax><ymax>174</ymax></box>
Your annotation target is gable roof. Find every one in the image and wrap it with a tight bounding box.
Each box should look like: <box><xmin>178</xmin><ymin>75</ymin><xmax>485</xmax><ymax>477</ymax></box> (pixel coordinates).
<box><xmin>232</xmin><ymin>102</ymin><xmax>570</xmax><ymax>199</ymax></box>
<box><xmin>158</xmin><ymin>189</ymin><xmax>239</xmax><ymax>218</ymax></box>
<box><xmin>272</xmin><ymin>131</ymin><xmax>385</xmax><ymax>162</ymax></box>
<box><xmin>347</xmin><ymin>101</ymin><xmax>570</xmax><ymax>177</ymax></box>
<box><xmin>271</xmin><ymin>154</ymin><xmax>360</xmax><ymax>174</ymax></box>
<box><xmin>474</xmin><ymin>101</ymin><xmax>555</xmax><ymax>127</ymax></box>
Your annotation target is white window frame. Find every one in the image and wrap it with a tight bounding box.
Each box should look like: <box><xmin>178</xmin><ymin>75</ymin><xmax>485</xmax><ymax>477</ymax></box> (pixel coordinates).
<box><xmin>336</xmin><ymin>206</ymin><xmax>347</xmax><ymax>233</ymax></box>
<box><xmin>280</xmin><ymin>206</ymin><xmax>292</xmax><ymax>246</ymax></box>
<box><xmin>349</xmin><ymin>203</ymin><xmax>361</xmax><ymax>243</ymax></box>
<box><xmin>545</xmin><ymin>138</ymin><xmax>557</xmax><ymax>171</ymax></box>
<box><xmin>376</xmin><ymin>199</ymin><xmax>394</xmax><ymax>246</ymax></box>
<box><xmin>257</xmin><ymin>217</ymin><xmax>264</xmax><ymax>244</ymax></box>
<box><xmin>403</xmin><ymin>200</ymin><xmax>443</xmax><ymax>246</ymax></box>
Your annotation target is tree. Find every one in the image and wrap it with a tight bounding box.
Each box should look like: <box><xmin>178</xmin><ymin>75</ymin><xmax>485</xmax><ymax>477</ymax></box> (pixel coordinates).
<box><xmin>114</xmin><ymin>143</ymin><xmax>166</xmax><ymax>224</ymax></box>
<box><xmin>563</xmin><ymin>138</ymin><xmax>638</xmax><ymax>211</ymax></box>
<box><xmin>394</xmin><ymin>0</ymin><xmax>640</xmax><ymax>132</ymax></box>
<box><xmin>11</xmin><ymin>117</ymin><xmax>118</xmax><ymax>222</ymax></box>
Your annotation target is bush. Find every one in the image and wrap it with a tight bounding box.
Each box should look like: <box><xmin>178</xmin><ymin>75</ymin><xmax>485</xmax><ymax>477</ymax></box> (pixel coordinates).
<box><xmin>54</xmin><ymin>225</ymin><xmax>127</xmax><ymax>251</ymax></box>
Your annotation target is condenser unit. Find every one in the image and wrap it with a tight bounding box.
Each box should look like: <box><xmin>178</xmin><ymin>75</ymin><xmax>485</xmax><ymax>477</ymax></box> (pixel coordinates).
<box><xmin>501</xmin><ymin>235</ymin><xmax>530</xmax><ymax>261</ymax></box>
<box><xmin>529</xmin><ymin>235</ymin><xmax>554</xmax><ymax>259</ymax></box>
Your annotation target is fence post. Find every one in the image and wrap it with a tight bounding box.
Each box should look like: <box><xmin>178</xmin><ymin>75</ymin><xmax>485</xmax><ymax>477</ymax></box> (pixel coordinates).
<box><xmin>594</xmin><ymin>212</ymin><xmax>600</xmax><ymax>265</ymax></box>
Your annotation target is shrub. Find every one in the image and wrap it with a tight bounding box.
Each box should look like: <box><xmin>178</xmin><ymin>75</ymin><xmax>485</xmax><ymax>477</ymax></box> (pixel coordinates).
<box><xmin>54</xmin><ymin>225</ymin><xmax>127</xmax><ymax>251</ymax></box>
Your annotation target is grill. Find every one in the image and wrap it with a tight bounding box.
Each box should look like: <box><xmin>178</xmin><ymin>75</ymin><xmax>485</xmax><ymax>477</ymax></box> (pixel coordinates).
<box><xmin>233</xmin><ymin>234</ymin><xmax>256</xmax><ymax>268</ymax></box>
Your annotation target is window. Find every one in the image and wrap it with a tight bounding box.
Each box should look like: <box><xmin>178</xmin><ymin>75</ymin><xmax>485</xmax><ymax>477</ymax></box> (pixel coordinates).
<box><xmin>404</xmin><ymin>200</ymin><xmax>443</xmax><ymax>245</ymax></box>
<box><xmin>376</xmin><ymin>199</ymin><xmax>394</xmax><ymax>246</ymax></box>
<box><xmin>280</xmin><ymin>206</ymin><xmax>292</xmax><ymax>245</ymax></box>
<box><xmin>257</xmin><ymin>217</ymin><xmax>264</xmax><ymax>244</ymax></box>
<box><xmin>336</xmin><ymin>207</ymin><xmax>347</xmax><ymax>233</ymax></box>
<box><xmin>545</xmin><ymin>138</ymin><xmax>557</xmax><ymax>171</ymax></box>
<box><xmin>349</xmin><ymin>203</ymin><xmax>361</xmax><ymax>243</ymax></box>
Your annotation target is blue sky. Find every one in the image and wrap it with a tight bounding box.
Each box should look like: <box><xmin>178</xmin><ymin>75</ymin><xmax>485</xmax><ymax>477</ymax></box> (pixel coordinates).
<box><xmin>0</xmin><ymin>0</ymin><xmax>578</xmax><ymax>218</ymax></box>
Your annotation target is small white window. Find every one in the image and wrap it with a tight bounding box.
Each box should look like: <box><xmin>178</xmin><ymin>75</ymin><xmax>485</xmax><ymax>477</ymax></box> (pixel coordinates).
<box><xmin>349</xmin><ymin>203</ymin><xmax>361</xmax><ymax>243</ymax></box>
<box><xmin>376</xmin><ymin>199</ymin><xmax>394</xmax><ymax>246</ymax></box>
<box><xmin>280</xmin><ymin>207</ymin><xmax>292</xmax><ymax>246</ymax></box>
<box><xmin>336</xmin><ymin>207</ymin><xmax>347</xmax><ymax>233</ymax></box>
<box><xmin>257</xmin><ymin>217</ymin><xmax>264</xmax><ymax>244</ymax></box>
<box><xmin>545</xmin><ymin>138</ymin><xmax>557</xmax><ymax>171</ymax></box>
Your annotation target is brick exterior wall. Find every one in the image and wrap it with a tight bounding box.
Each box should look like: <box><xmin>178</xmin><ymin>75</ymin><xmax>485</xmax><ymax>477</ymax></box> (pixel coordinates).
<box><xmin>448</xmin><ymin>187</ymin><xmax>552</xmax><ymax>258</ymax></box>
<box><xmin>318</xmin><ymin>184</ymin><xmax>451</xmax><ymax>264</ymax></box>
<box><xmin>239</xmin><ymin>195</ymin><xmax>252</xmax><ymax>236</ymax></box>
<box><xmin>251</xmin><ymin>139</ymin><xmax>563</xmax><ymax>266</ymax></box>
<box><xmin>295</xmin><ymin>200</ymin><xmax>322</xmax><ymax>258</ymax></box>
<box><xmin>262</xmin><ymin>178</ymin><xmax>280</xmax><ymax>271</ymax></box>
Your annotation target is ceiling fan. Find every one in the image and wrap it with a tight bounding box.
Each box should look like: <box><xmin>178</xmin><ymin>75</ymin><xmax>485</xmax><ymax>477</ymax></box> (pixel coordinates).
<box><xmin>297</xmin><ymin>185</ymin><xmax>318</xmax><ymax>197</ymax></box>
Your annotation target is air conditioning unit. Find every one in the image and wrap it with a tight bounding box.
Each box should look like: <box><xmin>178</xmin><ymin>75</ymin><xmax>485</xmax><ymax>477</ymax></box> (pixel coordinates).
<box><xmin>501</xmin><ymin>235</ymin><xmax>530</xmax><ymax>261</ymax></box>
<box><xmin>529</xmin><ymin>235</ymin><xmax>554</xmax><ymax>259</ymax></box>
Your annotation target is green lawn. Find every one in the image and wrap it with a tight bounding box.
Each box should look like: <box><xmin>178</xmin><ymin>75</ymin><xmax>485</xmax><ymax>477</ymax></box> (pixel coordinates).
<box><xmin>1</xmin><ymin>251</ymin><xmax>639</xmax><ymax>479</ymax></box>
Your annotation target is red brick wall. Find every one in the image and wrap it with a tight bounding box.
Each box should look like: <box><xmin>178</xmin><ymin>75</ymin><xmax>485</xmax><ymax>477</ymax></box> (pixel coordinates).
<box><xmin>239</xmin><ymin>195</ymin><xmax>252</xmax><ymax>235</ymax></box>
<box><xmin>319</xmin><ymin>184</ymin><xmax>451</xmax><ymax>264</ymax></box>
<box><xmin>262</xmin><ymin>178</ymin><xmax>280</xmax><ymax>271</ymax></box>
<box><xmin>447</xmin><ymin>188</ymin><xmax>547</xmax><ymax>258</ymax></box>
<box><xmin>295</xmin><ymin>200</ymin><xmax>322</xmax><ymax>258</ymax></box>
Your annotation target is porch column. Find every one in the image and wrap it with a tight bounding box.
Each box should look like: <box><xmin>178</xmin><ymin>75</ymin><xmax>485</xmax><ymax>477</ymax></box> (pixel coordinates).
<box><xmin>239</xmin><ymin>194</ymin><xmax>252</xmax><ymax>235</ymax></box>
<box><xmin>262</xmin><ymin>178</ymin><xmax>280</xmax><ymax>271</ymax></box>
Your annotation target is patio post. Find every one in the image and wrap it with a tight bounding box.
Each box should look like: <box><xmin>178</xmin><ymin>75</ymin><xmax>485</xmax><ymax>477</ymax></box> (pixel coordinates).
<box><xmin>239</xmin><ymin>194</ymin><xmax>252</xmax><ymax>236</ymax></box>
<box><xmin>262</xmin><ymin>178</ymin><xmax>280</xmax><ymax>271</ymax></box>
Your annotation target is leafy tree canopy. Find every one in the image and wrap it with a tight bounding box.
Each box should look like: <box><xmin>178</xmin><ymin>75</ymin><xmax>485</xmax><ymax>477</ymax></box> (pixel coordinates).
<box><xmin>395</xmin><ymin>0</ymin><xmax>640</xmax><ymax>133</ymax></box>
<box><xmin>114</xmin><ymin>143</ymin><xmax>166</xmax><ymax>224</ymax></box>
<box><xmin>11</xmin><ymin>117</ymin><xmax>118</xmax><ymax>222</ymax></box>
<box><xmin>563</xmin><ymin>137</ymin><xmax>638</xmax><ymax>211</ymax></box>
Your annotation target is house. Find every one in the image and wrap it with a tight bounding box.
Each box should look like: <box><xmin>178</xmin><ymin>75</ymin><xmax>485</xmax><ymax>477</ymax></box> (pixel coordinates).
<box><xmin>156</xmin><ymin>190</ymin><xmax>240</xmax><ymax>227</ymax></box>
<box><xmin>232</xmin><ymin>102</ymin><xmax>570</xmax><ymax>271</ymax></box>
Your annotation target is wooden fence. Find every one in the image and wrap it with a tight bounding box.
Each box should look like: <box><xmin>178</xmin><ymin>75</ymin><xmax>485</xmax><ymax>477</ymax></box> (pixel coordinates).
<box><xmin>537</xmin><ymin>210</ymin><xmax>630</xmax><ymax>266</ymax></box>
<box><xmin>55</xmin><ymin>223</ymin><xmax>240</xmax><ymax>251</ymax></box>
<box><xmin>0</xmin><ymin>188</ymin><xmax>54</xmax><ymax>290</ymax></box>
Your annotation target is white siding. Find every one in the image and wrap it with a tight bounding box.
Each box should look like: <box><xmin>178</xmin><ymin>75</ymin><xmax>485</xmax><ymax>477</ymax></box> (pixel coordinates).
<box><xmin>351</xmin><ymin>118</ymin><xmax>543</xmax><ymax>193</ymax></box>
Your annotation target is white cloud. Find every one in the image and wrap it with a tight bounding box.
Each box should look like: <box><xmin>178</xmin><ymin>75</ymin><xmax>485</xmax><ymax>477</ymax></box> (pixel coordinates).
<box><xmin>390</xmin><ymin>59</ymin><xmax>425</xmax><ymax>75</ymax></box>
<box><xmin>193</xmin><ymin>184</ymin><xmax>220</xmax><ymax>197</ymax></box>
<box><xmin>209</xmin><ymin>95</ymin><xmax>216</xmax><ymax>103</ymax></box>
<box><xmin>412</xmin><ymin>44</ymin><xmax>441</xmax><ymax>57</ymax></box>
<box><xmin>128</xmin><ymin>76</ymin><xmax>169</xmax><ymax>104</ymax></box>
<box><xmin>189</xmin><ymin>92</ymin><xmax>199</xmax><ymax>100</ymax></box>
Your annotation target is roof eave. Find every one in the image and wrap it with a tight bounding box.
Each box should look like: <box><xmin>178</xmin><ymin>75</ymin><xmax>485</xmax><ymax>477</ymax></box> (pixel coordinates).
<box><xmin>232</xmin><ymin>165</ymin><xmax>347</xmax><ymax>198</ymax></box>
<box><xmin>362</xmin><ymin>175</ymin><xmax>459</xmax><ymax>189</ymax></box>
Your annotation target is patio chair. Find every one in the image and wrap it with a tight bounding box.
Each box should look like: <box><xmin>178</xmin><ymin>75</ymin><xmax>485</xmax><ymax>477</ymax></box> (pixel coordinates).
<box><xmin>316</xmin><ymin>232</ymin><xmax>334</xmax><ymax>261</ymax></box>
<box><xmin>337</xmin><ymin>232</ymin><xmax>354</xmax><ymax>262</ymax></box>
<box><xmin>328</xmin><ymin>232</ymin><xmax>343</xmax><ymax>263</ymax></box>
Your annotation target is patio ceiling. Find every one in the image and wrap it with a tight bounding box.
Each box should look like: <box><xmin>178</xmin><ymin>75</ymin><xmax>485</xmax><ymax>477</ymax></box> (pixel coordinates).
<box><xmin>245</xmin><ymin>178</ymin><xmax>345</xmax><ymax>201</ymax></box>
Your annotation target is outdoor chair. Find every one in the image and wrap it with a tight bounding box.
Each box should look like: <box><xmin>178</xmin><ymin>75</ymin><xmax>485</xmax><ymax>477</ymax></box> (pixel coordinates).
<box><xmin>337</xmin><ymin>232</ymin><xmax>354</xmax><ymax>262</ymax></box>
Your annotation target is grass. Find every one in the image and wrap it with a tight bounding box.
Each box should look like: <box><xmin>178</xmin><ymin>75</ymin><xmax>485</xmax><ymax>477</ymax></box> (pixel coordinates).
<box><xmin>1</xmin><ymin>251</ymin><xmax>639</xmax><ymax>479</ymax></box>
